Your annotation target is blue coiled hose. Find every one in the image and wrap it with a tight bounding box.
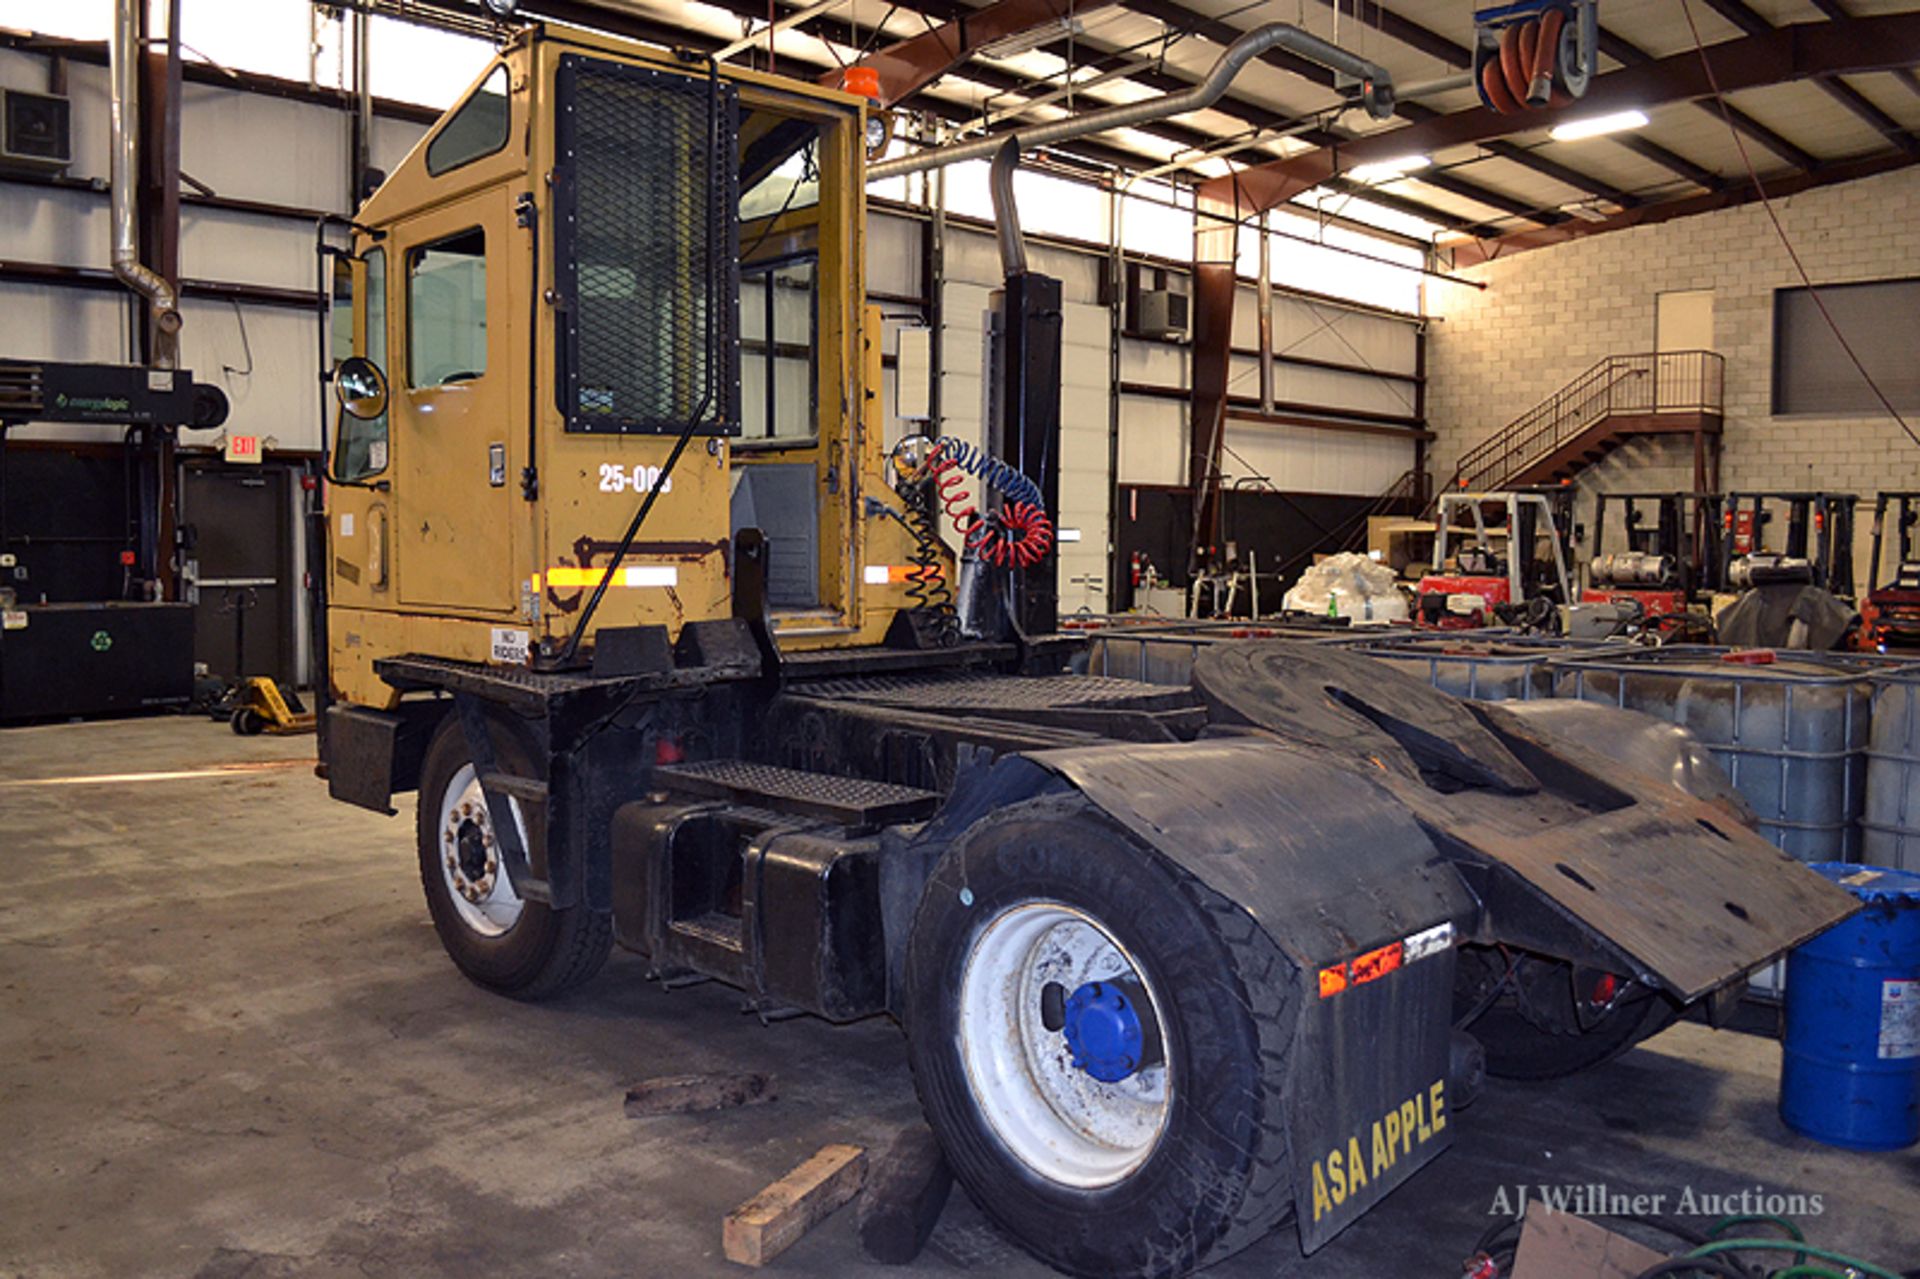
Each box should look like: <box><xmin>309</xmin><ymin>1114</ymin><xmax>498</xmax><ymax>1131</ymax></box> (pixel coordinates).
<box><xmin>932</xmin><ymin>436</ymin><xmax>1045</xmax><ymax>510</ymax></box>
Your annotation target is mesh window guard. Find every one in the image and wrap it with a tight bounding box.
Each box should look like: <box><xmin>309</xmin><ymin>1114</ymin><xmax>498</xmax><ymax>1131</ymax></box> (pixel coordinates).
<box><xmin>554</xmin><ymin>55</ymin><xmax>742</xmax><ymax>435</ymax></box>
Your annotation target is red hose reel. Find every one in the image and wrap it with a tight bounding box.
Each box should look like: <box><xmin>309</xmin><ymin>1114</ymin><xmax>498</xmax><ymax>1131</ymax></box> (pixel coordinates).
<box><xmin>1472</xmin><ymin>0</ymin><xmax>1596</xmax><ymax>115</ymax></box>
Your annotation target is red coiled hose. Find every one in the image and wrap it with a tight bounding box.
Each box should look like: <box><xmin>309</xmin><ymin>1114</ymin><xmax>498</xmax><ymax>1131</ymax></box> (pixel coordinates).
<box><xmin>929</xmin><ymin>445</ymin><xmax>984</xmax><ymax>541</ymax></box>
<box><xmin>926</xmin><ymin>443</ymin><xmax>1057</xmax><ymax>570</ymax></box>
<box><xmin>1481</xmin><ymin>8</ymin><xmax>1570</xmax><ymax>113</ymax></box>
<box><xmin>977</xmin><ymin>500</ymin><xmax>1056</xmax><ymax>569</ymax></box>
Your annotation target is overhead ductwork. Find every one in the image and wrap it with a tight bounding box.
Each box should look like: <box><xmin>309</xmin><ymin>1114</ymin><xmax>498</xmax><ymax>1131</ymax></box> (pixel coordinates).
<box><xmin>110</xmin><ymin>0</ymin><xmax>182</xmax><ymax>367</ymax></box>
<box><xmin>867</xmin><ymin>22</ymin><xmax>1396</xmax><ymax>182</ymax></box>
<box><xmin>870</xmin><ymin>22</ymin><xmax>1394</xmax><ymax>281</ymax></box>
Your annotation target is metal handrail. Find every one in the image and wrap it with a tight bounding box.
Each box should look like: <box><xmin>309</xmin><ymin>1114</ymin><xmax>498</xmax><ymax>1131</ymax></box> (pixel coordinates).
<box><xmin>1452</xmin><ymin>350</ymin><xmax>1724</xmax><ymax>492</ymax></box>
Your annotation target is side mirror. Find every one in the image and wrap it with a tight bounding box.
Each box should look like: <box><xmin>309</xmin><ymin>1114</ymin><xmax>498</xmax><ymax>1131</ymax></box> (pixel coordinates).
<box><xmin>335</xmin><ymin>356</ymin><xmax>389</xmax><ymax>420</ymax></box>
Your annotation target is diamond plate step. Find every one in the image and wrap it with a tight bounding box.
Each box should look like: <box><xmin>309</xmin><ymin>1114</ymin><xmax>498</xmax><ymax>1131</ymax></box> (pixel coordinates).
<box><xmin>671</xmin><ymin>910</ymin><xmax>744</xmax><ymax>956</ymax></box>
<box><xmin>654</xmin><ymin>760</ymin><xmax>940</xmax><ymax>826</ymax></box>
<box><xmin>797</xmin><ymin>672</ymin><xmax>1196</xmax><ymax>713</ymax></box>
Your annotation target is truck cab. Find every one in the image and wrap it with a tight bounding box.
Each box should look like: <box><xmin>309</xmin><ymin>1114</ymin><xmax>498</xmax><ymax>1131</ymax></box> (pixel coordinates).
<box><xmin>323</xmin><ymin>27</ymin><xmax>927</xmax><ymax>715</ymax></box>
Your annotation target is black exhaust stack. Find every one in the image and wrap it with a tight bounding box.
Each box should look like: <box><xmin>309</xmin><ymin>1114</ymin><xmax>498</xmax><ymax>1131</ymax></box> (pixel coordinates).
<box><xmin>987</xmin><ymin>139</ymin><xmax>1061</xmax><ymax>638</ymax></box>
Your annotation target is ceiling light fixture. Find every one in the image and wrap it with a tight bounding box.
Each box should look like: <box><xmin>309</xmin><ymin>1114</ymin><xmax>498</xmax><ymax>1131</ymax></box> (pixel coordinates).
<box><xmin>1346</xmin><ymin>154</ymin><xmax>1431</xmax><ymax>183</ymax></box>
<box><xmin>1561</xmin><ymin>200</ymin><xmax>1613</xmax><ymax>223</ymax></box>
<box><xmin>1548</xmin><ymin>109</ymin><xmax>1649</xmax><ymax>142</ymax></box>
<box><xmin>978</xmin><ymin>17</ymin><xmax>1084</xmax><ymax>61</ymax></box>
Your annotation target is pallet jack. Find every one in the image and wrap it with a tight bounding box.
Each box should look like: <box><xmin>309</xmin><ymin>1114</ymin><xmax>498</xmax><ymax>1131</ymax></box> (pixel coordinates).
<box><xmin>204</xmin><ymin>581</ymin><xmax>313</xmax><ymax>735</ymax></box>
<box><xmin>226</xmin><ymin>676</ymin><xmax>314</xmax><ymax>736</ymax></box>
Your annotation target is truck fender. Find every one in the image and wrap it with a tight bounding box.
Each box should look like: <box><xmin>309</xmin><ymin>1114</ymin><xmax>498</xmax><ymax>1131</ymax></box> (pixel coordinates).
<box><xmin>1021</xmin><ymin>736</ymin><xmax>1480</xmax><ymax>1252</ymax></box>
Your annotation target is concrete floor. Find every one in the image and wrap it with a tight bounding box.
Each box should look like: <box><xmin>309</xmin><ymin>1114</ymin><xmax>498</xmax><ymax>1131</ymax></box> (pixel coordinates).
<box><xmin>1</xmin><ymin>716</ymin><xmax>1915</xmax><ymax>1279</ymax></box>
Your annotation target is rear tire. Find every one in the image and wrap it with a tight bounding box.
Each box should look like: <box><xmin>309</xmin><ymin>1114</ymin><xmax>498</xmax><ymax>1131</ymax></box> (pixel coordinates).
<box><xmin>903</xmin><ymin>795</ymin><xmax>1299</xmax><ymax>1279</ymax></box>
<box><xmin>416</xmin><ymin>714</ymin><xmax>612</xmax><ymax>1000</ymax></box>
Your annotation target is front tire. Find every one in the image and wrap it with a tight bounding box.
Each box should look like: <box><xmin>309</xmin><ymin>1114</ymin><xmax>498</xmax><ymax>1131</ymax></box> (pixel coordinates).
<box><xmin>903</xmin><ymin>796</ymin><xmax>1299</xmax><ymax>1279</ymax></box>
<box><xmin>416</xmin><ymin>714</ymin><xmax>612</xmax><ymax>1000</ymax></box>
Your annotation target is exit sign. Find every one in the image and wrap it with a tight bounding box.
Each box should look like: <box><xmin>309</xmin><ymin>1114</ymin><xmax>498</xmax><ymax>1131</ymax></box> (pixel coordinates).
<box><xmin>225</xmin><ymin>433</ymin><xmax>261</xmax><ymax>464</ymax></box>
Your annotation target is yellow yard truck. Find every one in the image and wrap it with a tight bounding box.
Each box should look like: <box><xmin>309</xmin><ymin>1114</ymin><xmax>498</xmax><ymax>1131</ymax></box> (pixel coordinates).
<box><xmin>313</xmin><ymin>23</ymin><xmax>1854</xmax><ymax>1275</ymax></box>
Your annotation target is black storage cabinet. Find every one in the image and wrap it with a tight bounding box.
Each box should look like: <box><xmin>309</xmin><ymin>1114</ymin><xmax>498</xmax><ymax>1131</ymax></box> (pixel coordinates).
<box><xmin>0</xmin><ymin>601</ymin><xmax>194</xmax><ymax>721</ymax></box>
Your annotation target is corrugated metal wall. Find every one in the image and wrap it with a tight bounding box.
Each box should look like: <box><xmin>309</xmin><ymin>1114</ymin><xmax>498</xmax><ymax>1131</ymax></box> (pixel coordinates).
<box><xmin>1</xmin><ymin>38</ymin><xmax>1426</xmax><ymax>625</ymax></box>
<box><xmin>0</xmin><ymin>48</ymin><xmax>429</xmax><ymax>448</ymax></box>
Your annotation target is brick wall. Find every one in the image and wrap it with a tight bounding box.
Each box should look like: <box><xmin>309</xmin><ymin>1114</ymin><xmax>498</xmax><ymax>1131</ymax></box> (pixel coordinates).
<box><xmin>1426</xmin><ymin>166</ymin><xmax>1920</xmax><ymax>513</ymax></box>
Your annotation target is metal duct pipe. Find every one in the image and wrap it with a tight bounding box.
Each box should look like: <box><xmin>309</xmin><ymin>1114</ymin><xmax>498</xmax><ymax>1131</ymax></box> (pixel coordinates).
<box><xmin>869</xmin><ymin>23</ymin><xmax>1395</xmax><ymax>181</ymax></box>
<box><xmin>110</xmin><ymin>0</ymin><xmax>181</xmax><ymax>364</ymax></box>
<box><xmin>1397</xmin><ymin>70</ymin><xmax>1475</xmax><ymax>100</ymax></box>
<box><xmin>989</xmin><ymin>138</ymin><xmax>1027</xmax><ymax>277</ymax></box>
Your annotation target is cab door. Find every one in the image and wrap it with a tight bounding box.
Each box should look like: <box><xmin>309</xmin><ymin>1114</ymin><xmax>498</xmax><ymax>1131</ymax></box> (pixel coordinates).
<box><xmin>391</xmin><ymin>189</ymin><xmax>517</xmax><ymax>614</ymax></box>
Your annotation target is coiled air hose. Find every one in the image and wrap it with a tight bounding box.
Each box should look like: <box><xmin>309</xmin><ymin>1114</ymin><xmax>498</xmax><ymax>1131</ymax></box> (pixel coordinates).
<box><xmin>924</xmin><ymin>436</ymin><xmax>1056</xmax><ymax>570</ymax></box>
<box><xmin>898</xmin><ymin>492</ymin><xmax>958</xmax><ymax>643</ymax></box>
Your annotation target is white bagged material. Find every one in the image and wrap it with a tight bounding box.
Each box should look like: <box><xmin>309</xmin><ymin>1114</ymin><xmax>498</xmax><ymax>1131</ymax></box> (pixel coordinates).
<box><xmin>1282</xmin><ymin>552</ymin><xmax>1409</xmax><ymax>625</ymax></box>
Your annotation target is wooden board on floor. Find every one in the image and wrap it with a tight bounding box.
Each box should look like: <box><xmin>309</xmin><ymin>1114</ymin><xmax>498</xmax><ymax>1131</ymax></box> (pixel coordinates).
<box><xmin>623</xmin><ymin>1071</ymin><xmax>774</xmax><ymax>1117</ymax></box>
<box><xmin>723</xmin><ymin>1143</ymin><xmax>867</xmax><ymax>1267</ymax></box>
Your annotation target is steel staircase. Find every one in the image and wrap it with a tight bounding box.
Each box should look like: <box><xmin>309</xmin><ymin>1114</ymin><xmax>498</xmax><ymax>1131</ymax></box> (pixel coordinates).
<box><xmin>1448</xmin><ymin>349</ymin><xmax>1725</xmax><ymax>494</ymax></box>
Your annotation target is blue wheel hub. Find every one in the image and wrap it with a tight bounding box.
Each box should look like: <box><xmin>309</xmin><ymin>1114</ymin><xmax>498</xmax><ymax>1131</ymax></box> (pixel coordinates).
<box><xmin>1062</xmin><ymin>980</ymin><xmax>1147</xmax><ymax>1083</ymax></box>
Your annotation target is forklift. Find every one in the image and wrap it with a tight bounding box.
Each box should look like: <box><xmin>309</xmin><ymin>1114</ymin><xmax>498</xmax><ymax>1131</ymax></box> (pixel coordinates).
<box><xmin>1583</xmin><ymin>491</ymin><xmax>1723</xmax><ymax>641</ymax></box>
<box><xmin>1415</xmin><ymin>489</ymin><xmax>1599</xmax><ymax>632</ymax></box>
<box><xmin>1858</xmin><ymin>491</ymin><xmax>1920</xmax><ymax>651</ymax></box>
<box><xmin>311</xmin><ymin>24</ymin><xmax>1854</xmax><ymax>1275</ymax></box>
<box><xmin>1720</xmin><ymin>490</ymin><xmax>1857</xmax><ymax>598</ymax></box>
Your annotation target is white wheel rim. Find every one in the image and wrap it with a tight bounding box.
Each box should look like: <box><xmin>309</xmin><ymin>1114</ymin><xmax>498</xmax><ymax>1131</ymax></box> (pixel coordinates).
<box><xmin>437</xmin><ymin>763</ymin><xmax>526</xmax><ymax>938</ymax></box>
<box><xmin>958</xmin><ymin>900</ymin><xmax>1172</xmax><ymax>1189</ymax></box>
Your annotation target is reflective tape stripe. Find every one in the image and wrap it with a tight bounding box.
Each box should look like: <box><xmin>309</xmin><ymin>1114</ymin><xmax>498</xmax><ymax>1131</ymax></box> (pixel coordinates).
<box><xmin>1319</xmin><ymin>923</ymin><xmax>1454</xmax><ymax>1000</ymax></box>
<box><xmin>1402</xmin><ymin>922</ymin><xmax>1455</xmax><ymax>964</ymax></box>
<box><xmin>864</xmin><ymin>565</ymin><xmax>917</xmax><ymax>585</ymax></box>
<box><xmin>1350</xmin><ymin>941</ymin><xmax>1404</xmax><ymax>986</ymax></box>
<box><xmin>544</xmin><ymin>565</ymin><xmax>679</xmax><ymax>589</ymax></box>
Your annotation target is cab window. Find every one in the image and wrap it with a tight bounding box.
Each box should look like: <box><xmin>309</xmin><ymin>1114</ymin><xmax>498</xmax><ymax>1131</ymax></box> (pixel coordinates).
<box><xmin>739</xmin><ymin>132</ymin><xmax>821</xmax><ymax>223</ymax></box>
<box><xmin>335</xmin><ymin>247</ymin><xmax>389</xmax><ymax>482</ymax></box>
<box><xmin>426</xmin><ymin>65</ymin><xmax>510</xmax><ymax>177</ymax></box>
<box><xmin>740</xmin><ymin>255</ymin><xmax>817</xmax><ymax>442</ymax></box>
<box><xmin>408</xmin><ymin>229</ymin><xmax>487</xmax><ymax>388</ymax></box>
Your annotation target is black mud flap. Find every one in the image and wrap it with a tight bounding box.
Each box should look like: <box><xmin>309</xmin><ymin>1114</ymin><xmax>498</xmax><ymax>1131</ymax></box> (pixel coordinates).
<box><xmin>323</xmin><ymin>701</ymin><xmax>444</xmax><ymax>815</ymax></box>
<box><xmin>1029</xmin><ymin>737</ymin><xmax>1478</xmax><ymax>1252</ymax></box>
<box><xmin>1287</xmin><ymin>938</ymin><xmax>1459</xmax><ymax>1251</ymax></box>
<box><xmin>324</xmin><ymin>704</ymin><xmax>400</xmax><ymax>814</ymax></box>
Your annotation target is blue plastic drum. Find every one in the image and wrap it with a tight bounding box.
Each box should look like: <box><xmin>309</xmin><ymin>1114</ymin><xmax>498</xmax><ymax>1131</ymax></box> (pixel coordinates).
<box><xmin>1780</xmin><ymin>863</ymin><xmax>1920</xmax><ymax>1150</ymax></box>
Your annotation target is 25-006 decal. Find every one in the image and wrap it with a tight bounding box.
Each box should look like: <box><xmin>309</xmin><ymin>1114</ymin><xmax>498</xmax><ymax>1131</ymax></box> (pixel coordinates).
<box><xmin>598</xmin><ymin>463</ymin><xmax>674</xmax><ymax>495</ymax></box>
